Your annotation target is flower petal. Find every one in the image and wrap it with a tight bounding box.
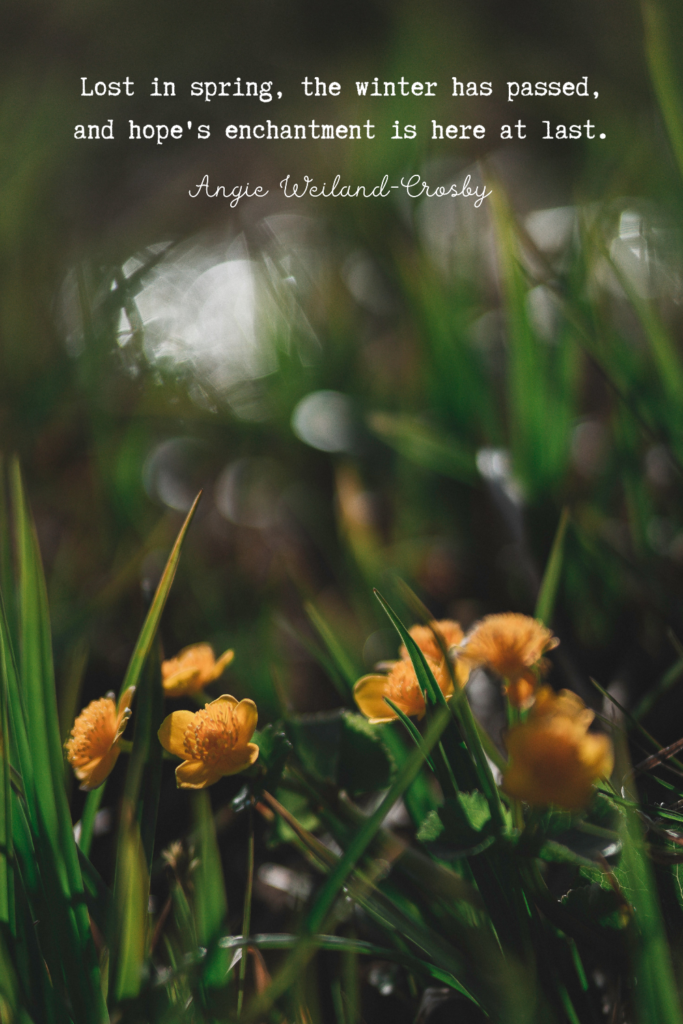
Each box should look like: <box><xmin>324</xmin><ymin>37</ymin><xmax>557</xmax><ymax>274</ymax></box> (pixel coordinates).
<box><xmin>233</xmin><ymin>699</ymin><xmax>258</xmax><ymax>745</ymax></box>
<box><xmin>175</xmin><ymin>760</ymin><xmax>223</xmax><ymax>790</ymax></box>
<box><xmin>353</xmin><ymin>675</ymin><xmax>396</xmax><ymax>723</ymax></box>
<box><xmin>220</xmin><ymin>742</ymin><xmax>260</xmax><ymax>776</ymax></box>
<box><xmin>158</xmin><ymin>711</ymin><xmax>195</xmax><ymax>758</ymax></box>
<box><xmin>207</xmin><ymin>694</ymin><xmax>239</xmax><ymax>707</ymax></box>
<box><xmin>210</xmin><ymin>649</ymin><xmax>235</xmax><ymax>680</ymax></box>
<box><xmin>163</xmin><ymin>667</ymin><xmax>201</xmax><ymax>697</ymax></box>
<box><xmin>78</xmin><ymin>745</ymin><xmax>121</xmax><ymax>791</ymax></box>
<box><xmin>579</xmin><ymin>733</ymin><xmax>614</xmax><ymax>778</ymax></box>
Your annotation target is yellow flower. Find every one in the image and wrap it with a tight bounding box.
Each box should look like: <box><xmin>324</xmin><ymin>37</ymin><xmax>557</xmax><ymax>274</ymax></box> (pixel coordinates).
<box><xmin>502</xmin><ymin>687</ymin><xmax>613</xmax><ymax>811</ymax></box>
<box><xmin>158</xmin><ymin>694</ymin><xmax>259</xmax><ymax>789</ymax></box>
<box><xmin>162</xmin><ymin>643</ymin><xmax>234</xmax><ymax>698</ymax></box>
<box><xmin>354</xmin><ymin>657</ymin><xmax>454</xmax><ymax>723</ymax></box>
<box><xmin>459</xmin><ymin>613</ymin><xmax>559</xmax><ymax>707</ymax></box>
<box><xmin>65</xmin><ymin>686</ymin><xmax>135</xmax><ymax>791</ymax></box>
<box><xmin>400</xmin><ymin>620</ymin><xmax>471</xmax><ymax>688</ymax></box>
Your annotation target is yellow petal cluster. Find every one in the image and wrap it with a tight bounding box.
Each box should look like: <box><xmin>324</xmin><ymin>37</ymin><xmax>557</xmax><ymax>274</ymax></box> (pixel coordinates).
<box><xmin>502</xmin><ymin>687</ymin><xmax>613</xmax><ymax>811</ymax></box>
<box><xmin>459</xmin><ymin>613</ymin><xmax>559</xmax><ymax>707</ymax></box>
<box><xmin>158</xmin><ymin>694</ymin><xmax>259</xmax><ymax>789</ymax></box>
<box><xmin>65</xmin><ymin>686</ymin><xmax>135</xmax><ymax>791</ymax></box>
<box><xmin>162</xmin><ymin>643</ymin><xmax>234</xmax><ymax>698</ymax></box>
<box><xmin>354</xmin><ymin>620</ymin><xmax>467</xmax><ymax>723</ymax></box>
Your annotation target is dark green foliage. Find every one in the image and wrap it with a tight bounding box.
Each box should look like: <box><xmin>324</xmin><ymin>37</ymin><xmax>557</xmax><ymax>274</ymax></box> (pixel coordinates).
<box><xmin>286</xmin><ymin>710</ymin><xmax>395</xmax><ymax>796</ymax></box>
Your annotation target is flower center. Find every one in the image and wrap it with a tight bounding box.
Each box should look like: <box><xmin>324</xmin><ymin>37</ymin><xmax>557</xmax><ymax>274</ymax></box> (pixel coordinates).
<box><xmin>184</xmin><ymin>703</ymin><xmax>239</xmax><ymax>765</ymax></box>
<box><xmin>66</xmin><ymin>698</ymin><xmax>117</xmax><ymax>766</ymax></box>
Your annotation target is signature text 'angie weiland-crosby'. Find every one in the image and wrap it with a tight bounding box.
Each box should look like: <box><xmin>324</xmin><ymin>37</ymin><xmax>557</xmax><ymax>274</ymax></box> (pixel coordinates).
<box><xmin>188</xmin><ymin>174</ymin><xmax>493</xmax><ymax>208</ymax></box>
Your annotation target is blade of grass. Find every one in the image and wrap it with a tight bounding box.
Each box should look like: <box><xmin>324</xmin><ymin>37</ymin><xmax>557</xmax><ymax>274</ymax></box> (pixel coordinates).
<box><xmin>118</xmin><ymin>492</ymin><xmax>201</xmax><ymax>702</ymax></box>
<box><xmin>277</xmin><ymin>615</ymin><xmax>350</xmax><ymax>703</ymax></box>
<box><xmin>305</xmin><ymin>602</ymin><xmax>357</xmax><ymax>692</ymax></box>
<box><xmin>109</xmin><ymin>813</ymin><xmax>149</xmax><ymax>1004</ymax></box>
<box><xmin>632</xmin><ymin>655</ymin><xmax>683</xmax><ymax>722</ymax></box>
<box><xmin>616</xmin><ymin>730</ymin><xmax>683</xmax><ymax>1024</ymax></box>
<box><xmin>590</xmin><ymin>677</ymin><xmax>683</xmax><ymax>774</ymax></box>
<box><xmin>389</xmin><ymin>581</ymin><xmax>504</xmax><ymax>822</ymax></box>
<box><xmin>78</xmin><ymin>786</ymin><xmax>105</xmax><ymax>858</ymax></box>
<box><xmin>237</xmin><ymin>805</ymin><xmax>255</xmax><ymax>1015</ymax></box>
<box><xmin>643</xmin><ymin>0</ymin><xmax>683</xmax><ymax>183</ymax></box>
<box><xmin>11</xmin><ymin>460</ymin><xmax>107</xmax><ymax>1024</ymax></box>
<box><xmin>192</xmin><ymin>790</ymin><xmax>230</xmax><ymax>991</ymax></box>
<box><xmin>243</xmin><ymin>707</ymin><xmax>452</xmax><ymax>1020</ymax></box>
<box><xmin>373</xmin><ymin>590</ymin><xmax>447</xmax><ymax>709</ymax></box>
<box><xmin>383</xmin><ymin>697</ymin><xmax>436</xmax><ymax>771</ymax></box>
<box><xmin>109</xmin><ymin>498</ymin><xmax>201</xmax><ymax>1004</ymax></box>
<box><xmin>219</xmin><ymin>932</ymin><xmax>472</xmax><ymax>992</ymax></box>
<box><xmin>367</xmin><ymin>412</ymin><xmax>477</xmax><ymax>484</ymax></box>
<box><xmin>0</xmin><ymin>463</ymin><xmax>17</xmax><ymax>659</ymax></box>
<box><xmin>0</xmin><ymin>590</ymin><xmax>12</xmax><ymax>936</ymax></box>
<box><xmin>535</xmin><ymin>507</ymin><xmax>570</xmax><ymax>625</ymax></box>
<box><xmin>306</xmin><ymin>594</ymin><xmax>436</xmax><ymax>826</ymax></box>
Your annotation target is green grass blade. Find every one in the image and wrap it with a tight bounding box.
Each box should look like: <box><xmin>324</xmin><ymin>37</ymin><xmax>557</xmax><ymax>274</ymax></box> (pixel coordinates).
<box><xmin>109</xmin><ymin>815</ymin><xmax>148</xmax><ymax>1004</ymax></box>
<box><xmin>305</xmin><ymin>601</ymin><xmax>358</xmax><ymax>691</ymax></box>
<box><xmin>383</xmin><ymin>697</ymin><xmax>436</xmax><ymax>771</ymax></box>
<box><xmin>605</xmin><ymin>246</ymin><xmax>683</xmax><ymax>405</ymax></box>
<box><xmin>535</xmin><ymin>507</ymin><xmax>570</xmax><ymax>625</ymax></box>
<box><xmin>0</xmin><ymin>593</ymin><xmax>13</xmax><ymax>934</ymax></box>
<box><xmin>378</xmin><ymin>727</ymin><xmax>437</xmax><ymax>826</ymax></box>
<box><xmin>632</xmin><ymin>656</ymin><xmax>683</xmax><ymax>722</ymax></box>
<box><xmin>219</xmin><ymin>933</ymin><xmax>473</xmax><ymax>995</ymax></box>
<box><xmin>11</xmin><ymin>461</ymin><xmax>107</xmax><ymax>1024</ymax></box>
<box><xmin>192</xmin><ymin>791</ymin><xmax>230</xmax><ymax>989</ymax></box>
<box><xmin>617</xmin><ymin>732</ymin><xmax>683</xmax><ymax>1024</ymax></box>
<box><xmin>0</xmin><ymin>463</ymin><xmax>18</xmax><ymax>660</ymax></box>
<box><xmin>245</xmin><ymin>707</ymin><xmax>452</xmax><ymax>1019</ymax></box>
<box><xmin>367</xmin><ymin>412</ymin><xmax>477</xmax><ymax>484</ymax></box>
<box><xmin>306</xmin><ymin>597</ymin><xmax>437</xmax><ymax>827</ymax></box>
<box><xmin>77</xmin><ymin>846</ymin><xmax>113</xmax><ymax>938</ymax></box>
<box><xmin>642</xmin><ymin>0</ymin><xmax>683</xmax><ymax>182</ymax></box>
<box><xmin>108</xmin><ymin>499</ymin><xmax>201</xmax><ymax>1005</ymax></box>
<box><xmin>373</xmin><ymin>590</ymin><xmax>446</xmax><ymax>709</ymax></box>
<box><xmin>78</xmin><ymin>785</ymin><xmax>105</xmax><ymax>858</ymax></box>
<box><xmin>118</xmin><ymin>491</ymin><xmax>201</xmax><ymax>701</ymax></box>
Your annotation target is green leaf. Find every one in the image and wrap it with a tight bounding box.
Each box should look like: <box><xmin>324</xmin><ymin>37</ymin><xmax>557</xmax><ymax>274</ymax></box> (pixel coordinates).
<box><xmin>560</xmin><ymin>883</ymin><xmax>629</xmax><ymax>932</ymax></box>
<box><xmin>417</xmin><ymin>809</ymin><xmax>443</xmax><ymax>843</ymax></box>
<box><xmin>418</xmin><ymin>794</ymin><xmax>493</xmax><ymax>852</ymax></box>
<box><xmin>286</xmin><ymin>710</ymin><xmax>395</xmax><ymax>796</ymax></box>
<box><xmin>458</xmin><ymin>791</ymin><xmax>493</xmax><ymax>832</ymax></box>
<box><xmin>252</xmin><ymin>723</ymin><xmax>292</xmax><ymax>795</ymax></box>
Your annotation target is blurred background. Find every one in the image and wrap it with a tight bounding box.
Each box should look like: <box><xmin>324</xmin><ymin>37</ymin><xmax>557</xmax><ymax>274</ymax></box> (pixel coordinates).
<box><xmin>4</xmin><ymin>0</ymin><xmax>683</xmax><ymax>1012</ymax></box>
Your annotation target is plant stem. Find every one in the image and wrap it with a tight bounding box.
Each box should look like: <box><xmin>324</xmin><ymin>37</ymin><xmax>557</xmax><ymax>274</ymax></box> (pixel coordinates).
<box><xmin>237</xmin><ymin>804</ymin><xmax>255</xmax><ymax>1017</ymax></box>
